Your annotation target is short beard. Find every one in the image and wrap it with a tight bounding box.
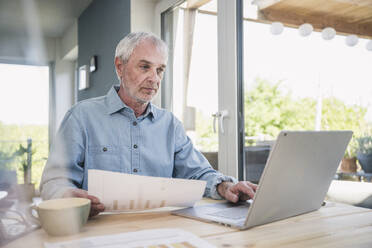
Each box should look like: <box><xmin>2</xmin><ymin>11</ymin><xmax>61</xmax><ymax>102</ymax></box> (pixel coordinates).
<box><xmin>135</xmin><ymin>96</ymin><xmax>149</xmax><ymax>105</ymax></box>
<box><xmin>120</xmin><ymin>79</ymin><xmax>155</xmax><ymax>105</ymax></box>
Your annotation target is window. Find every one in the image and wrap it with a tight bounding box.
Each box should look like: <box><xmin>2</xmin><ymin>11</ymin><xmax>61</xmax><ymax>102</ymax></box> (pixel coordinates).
<box><xmin>0</xmin><ymin>63</ymin><xmax>49</xmax><ymax>190</ymax></box>
<box><xmin>242</xmin><ymin>0</ymin><xmax>372</xmax><ymax>182</ymax></box>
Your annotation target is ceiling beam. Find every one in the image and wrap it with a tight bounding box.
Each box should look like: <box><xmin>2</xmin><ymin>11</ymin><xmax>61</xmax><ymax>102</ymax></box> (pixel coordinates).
<box><xmin>259</xmin><ymin>8</ymin><xmax>372</xmax><ymax>38</ymax></box>
<box><xmin>334</xmin><ymin>0</ymin><xmax>372</xmax><ymax>8</ymax></box>
<box><xmin>186</xmin><ymin>0</ymin><xmax>212</xmax><ymax>9</ymax></box>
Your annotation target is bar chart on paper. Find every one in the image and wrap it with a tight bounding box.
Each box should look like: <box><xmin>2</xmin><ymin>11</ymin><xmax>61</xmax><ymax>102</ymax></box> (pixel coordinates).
<box><xmin>106</xmin><ymin>193</ymin><xmax>167</xmax><ymax>210</ymax></box>
<box><xmin>88</xmin><ymin>170</ymin><xmax>206</xmax><ymax>211</ymax></box>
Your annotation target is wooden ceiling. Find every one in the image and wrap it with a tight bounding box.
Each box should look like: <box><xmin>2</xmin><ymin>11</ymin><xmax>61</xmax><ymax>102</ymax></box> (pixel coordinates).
<box><xmin>255</xmin><ymin>0</ymin><xmax>372</xmax><ymax>39</ymax></box>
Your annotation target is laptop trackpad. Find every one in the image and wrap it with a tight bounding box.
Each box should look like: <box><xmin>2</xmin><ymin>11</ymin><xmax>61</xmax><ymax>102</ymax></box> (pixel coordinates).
<box><xmin>206</xmin><ymin>201</ymin><xmax>251</xmax><ymax>219</ymax></box>
<box><xmin>208</xmin><ymin>204</ymin><xmax>250</xmax><ymax>220</ymax></box>
<box><xmin>173</xmin><ymin>200</ymin><xmax>251</xmax><ymax>227</ymax></box>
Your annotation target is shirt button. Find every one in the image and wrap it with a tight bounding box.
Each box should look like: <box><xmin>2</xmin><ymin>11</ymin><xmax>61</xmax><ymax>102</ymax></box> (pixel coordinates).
<box><xmin>102</xmin><ymin>147</ymin><xmax>107</xmax><ymax>152</ymax></box>
<box><xmin>133</xmin><ymin>169</ymin><xmax>138</xmax><ymax>173</ymax></box>
<box><xmin>133</xmin><ymin>121</ymin><xmax>137</xmax><ymax>126</ymax></box>
<box><xmin>133</xmin><ymin>144</ymin><xmax>138</xmax><ymax>149</ymax></box>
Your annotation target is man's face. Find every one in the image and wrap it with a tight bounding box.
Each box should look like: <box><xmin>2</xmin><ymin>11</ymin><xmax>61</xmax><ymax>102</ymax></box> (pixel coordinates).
<box><xmin>115</xmin><ymin>40</ymin><xmax>167</xmax><ymax>104</ymax></box>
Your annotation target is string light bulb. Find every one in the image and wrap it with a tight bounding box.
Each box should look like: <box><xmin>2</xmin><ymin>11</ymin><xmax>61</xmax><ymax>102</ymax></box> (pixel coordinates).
<box><xmin>321</xmin><ymin>27</ymin><xmax>336</xmax><ymax>40</ymax></box>
<box><xmin>270</xmin><ymin>22</ymin><xmax>284</xmax><ymax>35</ymax></box>
<box><xmin>345</xmin><ymin>35</ymin><xmax>358</xmax><ymax>47</ymax></box>
<box><xmin>366</xmin><ymin>40</ymin><xmax>372</xmax><ymax>51</ymax></box>
<box><xmin>298</xmin><ymin>23</ymin><xmax>313</xmax><ymax>37</ymax></box>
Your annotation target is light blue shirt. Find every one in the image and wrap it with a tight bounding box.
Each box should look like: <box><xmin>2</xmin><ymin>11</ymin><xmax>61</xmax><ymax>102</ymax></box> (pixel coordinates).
<box><xmin>40</xmin><ymin>86</ymin><xmax>237</xmax><ymax>200</ymax></box>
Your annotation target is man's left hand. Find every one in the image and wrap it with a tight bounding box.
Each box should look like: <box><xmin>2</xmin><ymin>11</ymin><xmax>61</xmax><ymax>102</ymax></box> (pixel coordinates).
<box><xmin>217</xmin><ymin>181</ymin><xmax>257</xmax><ymax>203</ymax></box>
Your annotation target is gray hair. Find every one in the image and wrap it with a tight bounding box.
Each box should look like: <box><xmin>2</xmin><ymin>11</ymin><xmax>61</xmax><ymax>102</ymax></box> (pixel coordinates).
<box><xmin>115</xmin><ymin>31</ymin><xmax>168</xmax><ymax>64</ymax></box>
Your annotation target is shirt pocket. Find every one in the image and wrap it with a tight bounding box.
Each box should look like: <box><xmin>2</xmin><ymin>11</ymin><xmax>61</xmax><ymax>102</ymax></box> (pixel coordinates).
<box><xmin>87</xmin><ymin>145</ymin><xmax>121</xmax><ymax>172</ymax></box>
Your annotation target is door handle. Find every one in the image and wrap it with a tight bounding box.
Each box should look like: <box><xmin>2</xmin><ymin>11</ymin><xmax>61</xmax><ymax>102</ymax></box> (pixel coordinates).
<box><xmin>212</xmin><ymin>110</ymin><xmax>229</xmax><ymax>134</ymax></box>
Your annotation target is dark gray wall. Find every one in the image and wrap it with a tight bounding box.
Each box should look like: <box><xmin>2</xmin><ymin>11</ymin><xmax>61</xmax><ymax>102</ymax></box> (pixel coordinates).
<box><xmin>78</xmin><ymin>0</ymin><xmax>131</xmax><ymax>101</ymax></box>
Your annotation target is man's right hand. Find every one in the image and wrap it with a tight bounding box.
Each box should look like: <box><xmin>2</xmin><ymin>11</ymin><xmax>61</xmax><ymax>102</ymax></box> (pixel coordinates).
<box><xmin>62</xmin><ymin>188</ymin><xmax>105</xmax><ymax>217</ymax></box>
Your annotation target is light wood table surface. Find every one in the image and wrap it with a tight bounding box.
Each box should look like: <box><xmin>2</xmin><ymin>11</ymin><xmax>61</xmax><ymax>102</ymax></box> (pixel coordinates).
<box><xmin>3</xmin><ymin>199</ymin><xmax>372</xmax><ymax>248</ymax></box>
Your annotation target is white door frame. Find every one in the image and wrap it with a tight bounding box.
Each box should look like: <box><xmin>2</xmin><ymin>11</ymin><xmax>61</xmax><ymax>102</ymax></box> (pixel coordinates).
<box><xmin>217</xmin><ymin>0</ymin><xmax>240</xmax><ymax>178</ymax></box>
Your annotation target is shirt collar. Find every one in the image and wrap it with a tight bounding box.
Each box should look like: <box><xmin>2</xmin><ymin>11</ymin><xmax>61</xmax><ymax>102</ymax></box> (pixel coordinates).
<box><xmin>146</xmin><ymin>102</ymin><xmax>157</xmax><ymax>121</ymax></box>
<box><xmin>105</xmin><ymin>85</ymin><xmax>157</xmax><ymax>121</ymax></box>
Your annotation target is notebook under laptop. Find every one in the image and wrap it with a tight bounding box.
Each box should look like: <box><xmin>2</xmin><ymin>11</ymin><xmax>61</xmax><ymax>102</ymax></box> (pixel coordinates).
<box><xmin>172</xmin><ymin>130</ymin><xmax>352</xmax><ymax>230</ymax></box>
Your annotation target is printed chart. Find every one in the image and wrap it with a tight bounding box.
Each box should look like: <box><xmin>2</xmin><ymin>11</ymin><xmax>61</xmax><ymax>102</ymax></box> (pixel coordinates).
<box><xmin>88</xmin><ymin>170</ymin><xmax>206</xmax><ymax>211</ymax></box>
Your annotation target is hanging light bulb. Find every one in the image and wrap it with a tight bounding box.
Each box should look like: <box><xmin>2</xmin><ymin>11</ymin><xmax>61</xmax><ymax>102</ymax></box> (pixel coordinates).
<box><xmin>345</xmin><ymin>35</ymin><xmax>358</xmax><ymax>47</ymax></box>
<box><xmin>270</xmin><ymin>22</ymin><xmax>284</xmax><ymax>35</ymax></box>
<box><xmin>321</xmin><ymin>27</ymin><xmax>336</xmax><ymax>40</ymax></box>
<box><xmin>366</xmin><ymin>40</ymin><xmax>372</xmax><ymax>51</ymax></box>
<box><xmin>298</xmin><ymin>23</ymin><xmax>313</xmax><ymax>37</ymax></box>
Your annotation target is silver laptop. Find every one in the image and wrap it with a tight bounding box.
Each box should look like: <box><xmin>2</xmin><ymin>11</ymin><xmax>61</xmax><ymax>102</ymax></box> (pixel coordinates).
<box><xmin>173</xmin><ymin>130</ymin><xmax>352</xmax><ymax>230</ymax></box>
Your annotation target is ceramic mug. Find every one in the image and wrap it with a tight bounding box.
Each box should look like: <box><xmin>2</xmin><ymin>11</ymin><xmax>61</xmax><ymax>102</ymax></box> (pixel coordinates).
<box><xmin>30</xmin><ymin>197</ymin><xmax>90</xmax><ymax>236</ymax></box>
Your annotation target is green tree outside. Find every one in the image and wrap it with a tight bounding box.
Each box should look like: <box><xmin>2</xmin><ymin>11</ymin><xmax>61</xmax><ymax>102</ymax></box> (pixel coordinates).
<box><xmin>194</xmin><ymin>78</ymin><xmax>368</xmax><ymax>152</ymax></box>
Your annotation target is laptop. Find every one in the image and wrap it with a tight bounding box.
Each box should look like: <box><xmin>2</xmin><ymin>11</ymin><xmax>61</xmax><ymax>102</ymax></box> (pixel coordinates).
<box><xmin>172</xmin><ymin>130</ymin><xmax>352</xmax><ymax>230</ymax></box>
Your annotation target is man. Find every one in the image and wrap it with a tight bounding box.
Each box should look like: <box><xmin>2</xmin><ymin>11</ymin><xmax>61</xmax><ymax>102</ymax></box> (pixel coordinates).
<box><xmin>40</xmin><ymin>32</ymin><xmax>257</xmax><ymax>217</ymax></box>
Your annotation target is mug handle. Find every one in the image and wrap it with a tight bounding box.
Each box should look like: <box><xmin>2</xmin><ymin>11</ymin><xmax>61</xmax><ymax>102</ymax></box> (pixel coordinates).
<box><xmin>28</xmin><ymin>205</ymin><xmax>40</xmax><ymax>225</ymax></box>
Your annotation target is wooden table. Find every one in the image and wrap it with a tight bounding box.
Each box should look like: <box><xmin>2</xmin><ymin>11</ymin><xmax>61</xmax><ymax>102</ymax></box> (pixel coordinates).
<box><xmin>3</xmin><ymin>200</ymin><xmax>372</xmax><ymax>248</ymax></box>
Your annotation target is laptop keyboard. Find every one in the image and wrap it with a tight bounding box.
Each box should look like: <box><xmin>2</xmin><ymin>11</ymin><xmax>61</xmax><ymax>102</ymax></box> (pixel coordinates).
<box><xmin>208</xmin><ymin>206</ymin><xmax>249</xmax><ymax>220</ymax></box>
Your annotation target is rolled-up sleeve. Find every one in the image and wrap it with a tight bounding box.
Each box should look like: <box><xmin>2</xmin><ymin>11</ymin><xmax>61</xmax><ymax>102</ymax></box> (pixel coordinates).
<box><xmin>40</xmin><ymin>109</ymin><xmax>86</xmax><ymax>200</ymax></box>
<box><xmin>172</xmin><ymin>120</ymin><xmax>237</xmax><ymax>199</ymax></box>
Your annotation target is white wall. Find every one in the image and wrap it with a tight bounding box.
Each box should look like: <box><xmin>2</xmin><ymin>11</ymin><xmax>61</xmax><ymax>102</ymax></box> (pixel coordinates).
<box><xmin>54</xmin><ymin>59</ymin><xmax>75</xmax><ymax>131</ymax></box>
<box><xmin>60</xmin><ymin>21</ymin><xmax>78</xmax><ymax>61</ymax></box>
<box><xmin>51</xmin><ymin>33</ymin><xmax>77</xmax><ymax>141</ymax></box>
<box><xmin>131</xmin><ymin>0</ymin><xmax>157</xmax><ymax>33</ymax></box>
<box><xmin>54</xmin><ymin>20</ymin><xmax>78</xmax><ymax>132</ymax></box>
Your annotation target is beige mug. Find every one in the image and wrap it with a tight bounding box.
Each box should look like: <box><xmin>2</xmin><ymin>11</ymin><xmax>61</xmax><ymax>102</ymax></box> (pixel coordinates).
<box><xmin>30</xmin><ymin>197</ymin><xmax>91</xmax><ymax>236</ymax></box>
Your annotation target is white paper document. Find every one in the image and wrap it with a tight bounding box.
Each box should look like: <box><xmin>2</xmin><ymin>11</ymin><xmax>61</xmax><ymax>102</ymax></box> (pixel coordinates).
<box><xmin>44</xmin><ymin>228</ymin><xmax>216</xmax><ymax>248</ymax></box>
<box><xmin>88</xmin><ymin>169</ymin><xmax>206</xmax><ymax>212</ymax></box>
